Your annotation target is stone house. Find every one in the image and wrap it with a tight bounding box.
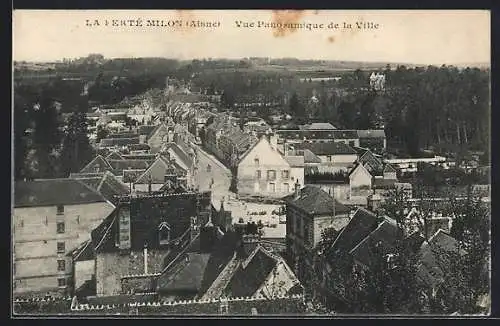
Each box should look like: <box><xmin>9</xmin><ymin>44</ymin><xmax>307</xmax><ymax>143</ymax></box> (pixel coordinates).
<box><xmin>237</xmin><ymin>135</ymin><xmax>301</xmax><ymax>198</ymax></box>
<box><xmin>284</xmin><ymin>185</ymin><xmax>351</xmax><ymax>290</ymax></box>
<box><xmin>13</xmin><ymin>179</ymin><xmax>115</xmax><ymax>296</ymax></box>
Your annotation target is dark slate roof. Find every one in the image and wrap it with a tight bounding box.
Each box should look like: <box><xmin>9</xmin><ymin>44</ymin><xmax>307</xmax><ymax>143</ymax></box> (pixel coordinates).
<box><xmin>100</xmin><ymin>137</ymin><xmax>140</xmax><ymax>147</ymax></box>
<box><xmin>284</xmin><ymin>156</ymin><xmax>305</xmax><ymax>167</ymax></box>
<box><xmin>284</xmin><ymin>186</ymin><xmax>350</xmax><ymax>216</ymax></box>
<box><xmin>294</xmin><ymin>142</ymin><xmax>357</xmax><ymax>156</ymax></box>
<box><xmin>199</xmin><ymin>230</ymin><xmax>241</xmax><ymax>295</ymax></box>
<box><xmin>358</xmin><ymin>151</ymin><xmax>384</xmax><ymax>176</ymax></box>
<box><xmin>330</xmin><ymin>208</ymin><xmax>379</xmax><ymax>255</ymax></box>
<box><xmin>333</xmin><ymin>130</ymin><xmax>359</xmax><ymax>139</ymax></box>
<box><xmin>417</xmin><ymin>230</ymin><xmax>461</xmax><ymax>288</ymax></box>
<box><xmin>157</xmin><ymin>253</ymin><xmax>211</xmax><ymax>292</ymax></box>
<box><xmin>404</xmin><ymin>232</ymin><xmax>426</xmax><ymax>253</ymax></box>
<box><xmin>349</xmin><ymin>219</ymin><xmax>403</xmax><ymax>267</ymax></box>
<box><xmin>122</xmin><ymin>154</ymin><xmax>157</xmax><ymax>160</ymax></box>
<box><xmin>97</xmin><ymin>172</ymin><xmax>130</xmax><ymax>201</ymax></box>
<box><xmin>128</xmin><ymin>143</ymin><xmax>151</xmax><ymax>152</ymax></box>
<box><xmin>109</xmin><ymin>132</ymin><xmax>140</xmax><ymax>139</ymax></box>
<box><xmin>73</xmin><ymin>176</ymin><xmax>103</xmax><ymax>190</ymax></box>
<box><xmin>227</xmin><ymin>247</ymin><xmax>277</xmax><ymax>297</ymax></box>
<box><xmin>67</xmin><ymin>239</ymin><xmax>95</xmax><ymax>262</ymax></box>
<box><xmin>80</xmin><ymin>155</ymin><xmax>112</xmax><ymax>174</ymax></box>
<box><xmin>14</xmin><ymin>179</ymin><xmax>108</xmax><ymax>208</ymax></box>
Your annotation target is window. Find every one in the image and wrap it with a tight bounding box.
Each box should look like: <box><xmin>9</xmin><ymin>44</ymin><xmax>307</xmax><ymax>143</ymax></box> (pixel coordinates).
<box><xmin>269</xmin><ymin>183</ymin><xmax>276</xmax><ymax>193</ymax></box>
<box><xmin>57</xmin><ymin>278</ymin><xmax>66</xmax><ymax>287</ymax></box>
<box><xmin>327</xmin><ymin>156</ymin><xmax>332</xmax><ymax>162</ymax></box>
<box><xmin>57</xmin><ymin>242</ymin><xmax>65</xmax><ymax>254</ymax></box>
<box><xmin>267</xmin><ymin>170</ymin><xmax>276</xmax><ymax>181</ymax></box>
<box><xmin>159</xmin><ymin>222</ymin><xmax>171</xmax><ymax>245</ymax></box>
<box><xmin>57</xmin><ymin>222</ymin><xmax>65</xmax><ymax>234</ymax></box>
<box><xmin>256</xmin><ymin>170</ymin><xmax>261</xmax><ymax>179</ymax></box>
<box><xmin>254</xmin><ymin>158</ymin><xmax>260</xmax><ymax>166</ymax></box>
<box><xmin>282</xmin><ymin>170</ymin><xmax>290</xmax><ymax>179</ymax></box>
<box><xmin>57</xmin><ymin>259</ymin><xmax>66</xmax><ymax>271</ymax></box>
<box><xmin>56</xmin><ymin>205</ymin><xmax>64</xmax><ymax>215</ymax></box>
<box><xmin>349</xmin><ymin>141</ymin><xmax>355</xmax><ymax>147</ymax></box>
<box><xmin>283</xmin><ymin>183</ymin><xmax>290</xmax><ymax>193</ymax></box>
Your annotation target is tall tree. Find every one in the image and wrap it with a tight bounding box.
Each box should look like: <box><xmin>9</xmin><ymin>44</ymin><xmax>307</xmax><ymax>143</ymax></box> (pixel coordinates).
<box><xmin>60</xmin><ymin>109</ymin><xmax>94</xmax><ymax>176</ymax></box>
<box><xmin>32</xmin><ymin>90</ymin><xmax>61</xmax><ymax>178</ymax></box>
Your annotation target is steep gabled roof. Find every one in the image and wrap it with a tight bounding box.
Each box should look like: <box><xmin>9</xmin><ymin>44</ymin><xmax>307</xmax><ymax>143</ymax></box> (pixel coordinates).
<box><xmin>333</xmin><ymin>130</ymin><xmax>359</xmax><ymax>139</ymax></box>
<box><xmin>227</xmin><ymin>246</ymin><xmax>279</xmax><ymax>297</ymax></box>
<box><xmin>417</xmin><ymin>229</ymin><xmax>462</xmax><ymax>288</ymax></box>
<box><xmin>108</xmin><ymin>159</ymin><xmax>152</xmax><ymax>173</ymax></box>
<box><xmin>157</xmin><ymin>253</ymin><xmax>211</xmax><ymax>293</ymax></box>
<box><xmin>383</xmin><ymin>163</ymin><xmax>397</xmax><ymax>173</ymax></box>
<box><xmin>284</xmin><ymin>185</ymin><xmax>350</xmax><ymax>216</ymax></box>
<box><xmin>349</xmin><ymin>218</ymin><xmax>403</xmax><ymax>267</ymax></box>
<box><xmin>134</xmin><ymin>156</ymin><xmax>187</xmax><ymax>184</ymax></box>
<box><xmin>106</xmin><ymin>151</ymin><xmax>124</xmax><ymax>161</ymax></box>
<box><xmin>14</xmin><ymin>179</ymin><xmax>108</xmax><ymax>208</ymax></box>
<box><xmin>303</xmin><ymin>149</ymin><xmax>322</xmax><ymax>164</ymax></box>
<box><xmin>80</xmin><ymin>155</ymin><xmax>113</xmax><ymax>174</ymax></box>
<box><xmin>330</xmin><ymin>208</ymin><xmax>379</xmax><ymax>256</ymax></box>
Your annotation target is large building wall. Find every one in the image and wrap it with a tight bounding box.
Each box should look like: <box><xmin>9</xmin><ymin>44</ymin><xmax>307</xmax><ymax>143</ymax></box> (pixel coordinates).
<box><xmin>237</xmin><ymin>138</ymin><xmax>292</xmax><ymax>198</ymax></box>
<box><xmin>13</xmin><ymin>202</ymin><xmax>114</xmax><ymax>295</ymax></box>
<box><xmin>95</xmin><ymin>249</ymin><xmax>169</xmax><ymax>296</ymax></box>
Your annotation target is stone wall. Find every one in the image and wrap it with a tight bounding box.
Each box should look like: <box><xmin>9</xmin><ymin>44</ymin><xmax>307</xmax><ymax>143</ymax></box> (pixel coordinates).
<box><xmin>96</xmin><ymin>249</ymin><xmax>169</xmax><ymax>296</ymax></box>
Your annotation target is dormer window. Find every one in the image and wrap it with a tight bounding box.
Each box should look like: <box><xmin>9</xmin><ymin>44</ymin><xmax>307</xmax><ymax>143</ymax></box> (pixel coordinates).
<box><xmin>158</xmin><ymin>222</ymin><xmax>171</xmax><ymax>245</ymax></box>
<box><xmin>254</xmin><ymin>157</ymin><xmax>259</xmax><ymax>166</ymax></box>
<box><xmin>94</xmin><ymin>164</ymin><xmax>100</xmax><ymax>173</ymax></box>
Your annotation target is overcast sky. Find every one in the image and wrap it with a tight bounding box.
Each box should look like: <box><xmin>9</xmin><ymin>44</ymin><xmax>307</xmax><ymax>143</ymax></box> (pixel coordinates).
<box><xmin>13</xmin><ymin>10</ymin><xmax>490</xmax><ymax>65</ymax></box>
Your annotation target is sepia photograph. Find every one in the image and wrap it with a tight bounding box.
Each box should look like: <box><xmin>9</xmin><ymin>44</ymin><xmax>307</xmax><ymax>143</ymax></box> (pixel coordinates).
<box><xmin>12</xmin><ymin>9</ymin><xmax>491</xmax><ymax>317</ymax></box>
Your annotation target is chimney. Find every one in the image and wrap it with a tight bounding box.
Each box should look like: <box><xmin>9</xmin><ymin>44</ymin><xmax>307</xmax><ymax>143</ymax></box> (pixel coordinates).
<box><xmin>294</xmin><ymin>180</ymin><xmax>301</xmax><ymax>199</ymax></box>
<box><xmin>143</xmin><ymin>243</ymin><xmax>148</xmax><ymax>274</ymax></box>
<box><xmin>148</xmin><ymin>174</ymin><xmax>152</xmax><ymax>194</ymax></box>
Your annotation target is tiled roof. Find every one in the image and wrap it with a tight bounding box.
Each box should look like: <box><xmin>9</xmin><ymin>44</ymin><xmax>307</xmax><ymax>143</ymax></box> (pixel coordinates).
<box><xmin>199</xmin><ymin>231</ymin><xmax>241</xmax><ymax>296</ymax></box>
<box><xmin>284</xmin><ymin>185</ymin><xmax>350</xmax><ymax>216</ymax></box>
<box><xmin>122</xmin><ymin>169</ymin><xmax>147</xmax><ymax>183</ymax></box>
<box><xmin>14</xmin><ymin>179</ymin><xmax>108</xmax><ymax>208</ymax></box>
<box><xmin>302</xmin><ymin>122</ymin><xmax>336</xmax><ymax>130</ymax></box>
<box><xmin>67</xmin><ymin>239</ymin><xmax>95</xmax><ymax>262</ymax></box>
<box><xmin>100</xmin><ymin>137</ymin><xmax>140</xmax><ymax>147</ymax></box>
<box><xmin>330</xmin><ymin>208</ymin><xmax>379</xmax><ymax>256</ymax></box>
<box><xmin>227</xmin><ymin>247</ymin><xmax>278</xmax><ymax>297</ymax></box>
<box><xmin>357</xmin><ymin>129</ymin><xmax>386</xmax><ymax>139</ymax></box>
<box><xmin>349</xmin><ymin>219</ymin><xmax>403</xmax><ymax>267</ymax></box>
<box><xmin>157</xmin><ymin>253</ymin><xmax>211</xmax><ymax>292</ymax></box>
<box><xmin>165</xmin><ymin>143</ymin><xmax>193</xmax><ymax>167</ymax></box>
<box><xmin>97</xmin><ymin>172</ymin><xmax>130</xmax><ymax>201</ymax></box>
<box><xmin>383</xmin><ymin>163</ymin><xmax>397</xmax><ymax>173</ymax></box>
<box><xmin>284</xmin><ymin>156</ymin><xmax>305</xmax><ymax>167</ymax></box>
<box><xmin>294</xmin><ymin>142</ymin><xmax>358</xmax><ymax>156</ymax></box>
<box><xmin>333</xmin><ymin>130</ymin><xmax>359</xmax><ymax>139</ymax></box>
<box><xmin>303</xmin><ymin>149</ymin><xmax>322</xmax><ymax>164</ymax></box>
<box><xmin>108</xmin><ymin>159</ymin><xmax>152</xmax><ymax>172</ymax></box>
<box><xmin>80</xmin><ymin>155</ymin><xmax>113</xmax><ymax>174</ymax></box>
<box><xmin>122</xmin><ymin>153</ymin><xmax>157</xmax><ymax>160</ymax></box>
<box><xmin>127</xmin><ymin>143</ymin><xmax>151</xmax><ymax>152</ymax></box>
<box><xmin>417</xmin><ymin>230</ymin><xmax>461</xmax><ymax>288</ymax></box>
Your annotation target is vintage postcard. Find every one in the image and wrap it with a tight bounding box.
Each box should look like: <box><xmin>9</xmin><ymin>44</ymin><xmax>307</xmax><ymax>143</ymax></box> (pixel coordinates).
<box><xmin>12</xmin><ymin>9</ymin><xmax>491</xmax><ymax>317</ymax></box>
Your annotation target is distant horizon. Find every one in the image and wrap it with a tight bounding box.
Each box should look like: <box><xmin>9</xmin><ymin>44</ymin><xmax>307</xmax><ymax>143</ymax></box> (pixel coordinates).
<box><xmin>13</xmin><ymin>55</ymin><xmax>490</xmax><ymax>69</ymax></box>
<box><xmin>13</xmin><ymin>10</ymin><xmax>490</xmax><ymax>65</ymax></box>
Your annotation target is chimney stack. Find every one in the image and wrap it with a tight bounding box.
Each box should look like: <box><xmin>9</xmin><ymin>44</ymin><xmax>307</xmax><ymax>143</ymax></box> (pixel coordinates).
<box><xmin>294</xmin><ymin>180</ymin><xmax>301</xmax><ymax>199</ymax></box>
<box><xmin>143</xmin><ymin>243</ymin><xmax>148</xmax><ymax>274</ymax></box>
